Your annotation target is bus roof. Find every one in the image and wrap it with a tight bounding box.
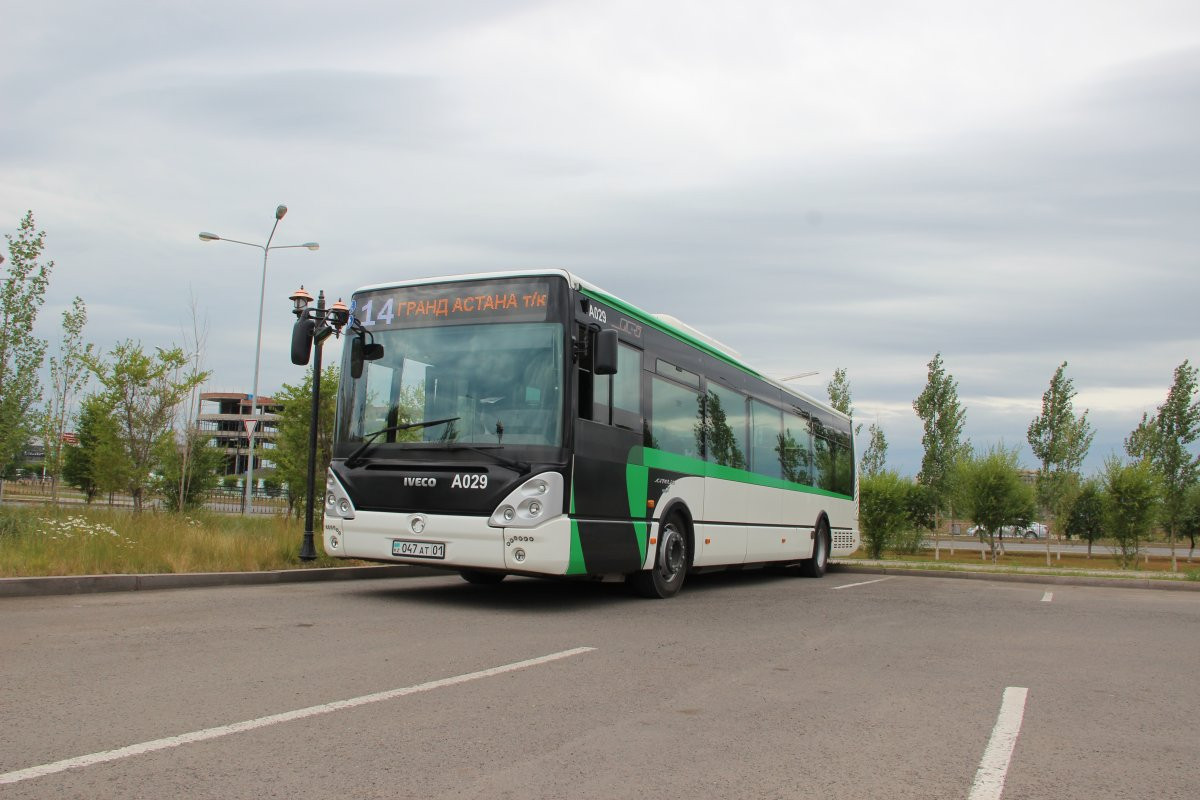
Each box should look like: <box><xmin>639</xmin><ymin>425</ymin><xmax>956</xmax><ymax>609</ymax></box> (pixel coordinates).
<box><xmin>351</xmin><ymin>269</ymin><xmax>851</xmax><ymax>424</ymax></box>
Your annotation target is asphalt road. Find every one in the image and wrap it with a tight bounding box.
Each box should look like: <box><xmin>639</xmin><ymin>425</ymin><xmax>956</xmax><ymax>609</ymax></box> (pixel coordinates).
<box><xmin>3</xmin><ymin>570</ymin><xmax>1197</xmax><ymax>799</ymax></box>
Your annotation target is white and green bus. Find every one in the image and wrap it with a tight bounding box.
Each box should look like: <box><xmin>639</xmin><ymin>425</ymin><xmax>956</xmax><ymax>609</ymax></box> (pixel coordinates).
<box><xmin>322</xmin><ymin>270</ymin><xmax>858</xmax><ymax>598</ymax></box>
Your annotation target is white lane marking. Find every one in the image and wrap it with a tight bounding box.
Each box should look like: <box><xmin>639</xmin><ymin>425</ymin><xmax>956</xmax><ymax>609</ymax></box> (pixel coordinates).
<box><xmin>832</xmin><ymin>577</ymin><xmax>894</xmax><ymax>590</ymax></box>
<box><xmin>968</xmin><ymin>686</ymin><xmax>1030</xmax><ymax>800</ymax></box>
<box><xmin>1041</xmin><ymin>592</ymin><xmax>1053</xmax><ymax>603</ymax></box>
<box><xmin>0</xmin><ymin>646</ymin><xmax>596</xmax><ymax>786</ymax></box>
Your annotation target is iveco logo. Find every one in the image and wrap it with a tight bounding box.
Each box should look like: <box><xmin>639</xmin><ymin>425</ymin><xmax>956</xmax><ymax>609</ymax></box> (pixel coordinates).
<box><xmin>404</xmin><ymin>477</ymin><xmax>437</xmax><ymax>487</ymax></box>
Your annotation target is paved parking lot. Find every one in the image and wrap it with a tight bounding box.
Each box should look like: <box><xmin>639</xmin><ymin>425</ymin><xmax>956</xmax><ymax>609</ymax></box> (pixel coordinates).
<box><xmin>3</xmin><ymin>570</ymin><xmax>1197</xmax><ymax>798</ymax></box>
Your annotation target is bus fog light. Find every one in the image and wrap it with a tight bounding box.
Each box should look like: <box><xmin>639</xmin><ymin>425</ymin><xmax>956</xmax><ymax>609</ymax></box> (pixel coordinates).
<box><xmin>329</xmin><ymin>535</ymin><xmax>339</xmax><ymax>549</ymax></box>
<box><xmin>513</xmin><ymin>548</ymin><xmax>526</xmax><ymax>563</ymax></box>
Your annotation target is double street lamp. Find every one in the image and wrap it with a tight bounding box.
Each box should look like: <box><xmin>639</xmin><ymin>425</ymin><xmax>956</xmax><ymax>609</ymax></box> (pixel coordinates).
<box><xmin>199</xmin><ymin>205</ymin><xmax>319</xmax><ymax>514</ymax></box>
<box><xmin>288</xmin><ymin>287</ymin><xmax>350</xmax><ymax>560</ymax></box>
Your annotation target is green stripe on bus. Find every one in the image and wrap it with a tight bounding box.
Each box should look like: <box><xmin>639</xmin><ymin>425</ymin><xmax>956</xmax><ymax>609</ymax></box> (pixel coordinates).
<box><xmin>625</xmin><ymin>462</ymin><xmax>649</xmax><ymax>564</ymax></box>
<box><xmin>632</xmin><ymin>446</ymin><xmax>853</xmax><ymax>500</ymax></box>
<box><xmin>567</xmin><ymin>484</ymin><xmax>587</xmax><ymax>574</ymax></box>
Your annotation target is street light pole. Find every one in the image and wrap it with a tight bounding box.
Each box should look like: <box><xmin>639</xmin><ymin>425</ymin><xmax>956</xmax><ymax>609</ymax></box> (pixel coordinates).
<box><xmin>288</xmin><ymin>286</ymin><xmax>350</xmax><ymax>561</ymax></box>
<box><xmin>198</xmin><ymin>207</ymin><xmax>319</xmax><ymax>514</ymax></box>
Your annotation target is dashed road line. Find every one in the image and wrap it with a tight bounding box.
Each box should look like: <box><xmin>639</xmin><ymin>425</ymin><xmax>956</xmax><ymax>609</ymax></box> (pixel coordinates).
<box><xmin>968</xmin><ymin>686</ymin><xmax>1030</xmax><ymax>800</ymax></box>
<box><xmin>0</xmin><ymin>646</ymin><xmax>597</xmax><ymax>786</ymax></box>
<box><xmin>832</xmin><ymin>577</ymin><xmax>895</xmax><ymax>590</ymax></box>
<box><xmin>1041</xmin><ymin>591</ymin><xmax>1054</xmax><ymax>603</ymax></box>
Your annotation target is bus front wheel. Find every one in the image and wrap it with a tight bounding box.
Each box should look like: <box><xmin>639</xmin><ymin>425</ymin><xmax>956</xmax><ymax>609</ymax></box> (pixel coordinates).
<box><xmin>798</xmin><ymin>522</ymin><xmax>830</xmax><ymax>578</ymax></box>
<box><xmin>629</xmin><ymin>515</ymin><xmax>689</xmax><ymax>599</ymax></box>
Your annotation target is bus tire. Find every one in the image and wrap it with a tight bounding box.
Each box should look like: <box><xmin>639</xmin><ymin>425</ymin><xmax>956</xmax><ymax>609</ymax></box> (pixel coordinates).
<box><xmin>799</xmin><ymin>522</ymin><xmax>830</xmax><ymax>578</ymax></box>
<box><xmin>628</xmin><ymin>514</ymin><xmax>689</xmax><ymax>599</ymax></box>
<box><xmin>460</xmin><ymin>570</ymin><xmax>505</xmax><ymax>585</ymax></box>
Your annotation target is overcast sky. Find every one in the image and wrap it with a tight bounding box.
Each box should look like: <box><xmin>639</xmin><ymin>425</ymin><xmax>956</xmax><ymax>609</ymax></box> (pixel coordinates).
<box><xmin>3</xmin><ymin>0</ymin><xmax>1198</xmax><ymax>476</ymax></box>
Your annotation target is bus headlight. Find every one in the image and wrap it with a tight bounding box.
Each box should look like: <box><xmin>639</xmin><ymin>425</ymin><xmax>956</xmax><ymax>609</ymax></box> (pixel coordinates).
<box><xmin>326</xmin><ymin>469</ymin><xmax>356</xmax><ymax>520</ymax></box>
<box><xmin>489</xmin><ymin>472</ymin><xmax>564</xmax><ymax>528</ymax></box>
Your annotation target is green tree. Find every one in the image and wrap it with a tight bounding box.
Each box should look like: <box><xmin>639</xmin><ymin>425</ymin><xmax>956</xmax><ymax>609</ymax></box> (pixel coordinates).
<box><xmin>63</xmin><ymin>393</ymin><xmax>128</xmax><ymax>503</ymax></box>
<box><xmin>1064</xmin><ymin>479</ymin><xmax>1105</xmax><ymax>558</ymax></box>
<box><xmin>1027</xmin><ymin>361</ymin><xmax>1094</xmax><ymax>565</ymax></box>
<box><xmin>0</xmin><ymin>211</ymin><xmax>53</xmax><ymax>499</ymax></box>
<box><xmin>1181</xmin><ymin>483</ymin><xmax>1200</xmax><ymax>563</ymax></box>
<box><xmin>274</xmin><ymin>365</ymin><xmax>339</xmax><ymax>518</ymax></box>
<box><xmin>858</xmin><ymin>471</ymin><xmax>911</xmax><ymax>559</ymax></box>
<box><xmin>860</xmin><ymin>422</ymin><xmax>888</xmax><ymax>478</ymax></box>
<box><xmin>1124</xmin><ymin>360</ymin><xmax>1200</xmax><ymax>572</ymax></box>
<box><xmin>956</xmin><ymin>446</ymin><xmax>1036</xmax><ymax>563</ymax></box>
<box><xmin>155</xmin><ymin>430</ymin><xmax>224</xmax><ymax>511</ymax></box>
<box><xmin>41</xmin><ymin>297</ymin><xmax>92</xmax><ymax>501</ymax></box>
<box><xmin>84</xmin><ymin>341</ymin><xmax>208</xmax><ymax>510</ymax></box>
<box><xmin>913</xmin><ymin>353</ymin><xmax>970</xmax><ymax>558</ymax></box>
<box><xmin>1102</xmin><ymin>457</ymin><xmax>1160</xmax><ymax>569</ymax></box>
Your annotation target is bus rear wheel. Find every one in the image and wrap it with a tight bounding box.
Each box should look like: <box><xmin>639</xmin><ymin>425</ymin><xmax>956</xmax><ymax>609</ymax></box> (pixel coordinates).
<box><xmin>629</xmin><ymin>515</ymin><xmax>689</xmax><ymax>599</ymax></box>
<box><xmin>460</xmin><ymin>570</ymin><xmax>505</xmax><ymax>585</ymax></box>
<box><xmin>798</xmin><ymin>522</ymin><xmax>830</xmax><ymax>578</ymax></box>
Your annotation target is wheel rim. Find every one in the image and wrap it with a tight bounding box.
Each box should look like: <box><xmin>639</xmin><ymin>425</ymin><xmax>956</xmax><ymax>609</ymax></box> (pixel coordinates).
<box><xmin>659</xmin><ymin>524</ymin><xmax>685</xmax><ymax>580</ymax></box>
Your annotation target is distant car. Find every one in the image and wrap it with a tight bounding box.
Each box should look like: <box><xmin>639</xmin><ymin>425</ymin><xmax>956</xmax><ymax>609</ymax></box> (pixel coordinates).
<box><xmin>966</xmin><ymin>523</ymin><xmax>1048</xmax><ymax>539</ymax></box>
<box><xmin>1001</xmin><ymin>522</ymin><xmax>1048</xmax><ymax>539</ymax></box>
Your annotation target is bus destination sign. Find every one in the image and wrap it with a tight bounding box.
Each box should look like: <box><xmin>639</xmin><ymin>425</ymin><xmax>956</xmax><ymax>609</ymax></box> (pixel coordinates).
<box><xmin>351</xmin><ymin>279</ymin><xmax>555</xmax><ymax>330</ymax></box>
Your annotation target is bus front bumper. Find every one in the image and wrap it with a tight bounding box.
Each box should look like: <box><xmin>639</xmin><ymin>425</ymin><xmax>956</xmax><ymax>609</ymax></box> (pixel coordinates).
<box><xmin>325</xmin><ymin>511</ymin><xmax>573</xmax><ymax>576</ymax></box>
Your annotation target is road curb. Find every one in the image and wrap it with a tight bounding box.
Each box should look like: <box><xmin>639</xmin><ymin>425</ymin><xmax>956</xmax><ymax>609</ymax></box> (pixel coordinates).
<box><xmin>829</xmin><ymin>562</ymin><xmax>1200</xmax><ymax>591</ymax></box>
<box><xmin>0</xmin><ymin>565</ymin><xmax>445</xmax><ymax>598</ymax></box>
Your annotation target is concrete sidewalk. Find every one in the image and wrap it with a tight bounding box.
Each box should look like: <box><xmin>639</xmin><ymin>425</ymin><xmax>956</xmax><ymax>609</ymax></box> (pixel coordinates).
<box><xmin>0</xmin><ymin>564</ymin><xmax>444</xmax><ymax>598</ymax></box>
<box><xmin>4</xmin><ymin>560</ymin><xmax>1198</xmax><ymax>598</ymax></box>
<box><xmin>830</xmin><ymin>560</ymin><xmax>1200</xmax><ymax>592</ymax></box>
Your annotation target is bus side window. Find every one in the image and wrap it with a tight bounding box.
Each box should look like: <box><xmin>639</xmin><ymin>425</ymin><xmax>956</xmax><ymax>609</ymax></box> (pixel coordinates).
<box><xmin>750</xmin><ymin>400</ymin><xmax>783</xmax><ymax>479</ymax></box>
<box><xmin>611</xmin><ymin>343</ymin><xmax>642</xmax><ymax>430</ymax></box>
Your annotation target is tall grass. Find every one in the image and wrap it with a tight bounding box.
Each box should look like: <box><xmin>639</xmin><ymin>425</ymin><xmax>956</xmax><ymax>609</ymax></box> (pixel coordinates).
<box><xmin>0</xmin><ymin>506</ymin><xmax>344</xmax><ymax>577</ymax></box>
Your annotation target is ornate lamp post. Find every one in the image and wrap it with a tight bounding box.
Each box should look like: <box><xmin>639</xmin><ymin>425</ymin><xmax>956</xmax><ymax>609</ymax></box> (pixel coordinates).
<box><xmin>198</xmin><ymin>206</ymin><xmax>319</xmax><ymax>514</ymax></box>
<box><xmin>289</xmin><ymin>286</ymin><xmax>350</xmax><ymax>561</ymax></box>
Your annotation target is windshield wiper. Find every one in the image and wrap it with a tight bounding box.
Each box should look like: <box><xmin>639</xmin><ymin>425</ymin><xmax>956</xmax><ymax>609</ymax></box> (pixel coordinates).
<box><xmin>438</xmin><ymin>444</ymin><xmax>529</xmax><ymax>474</ymax></box>
<box><xmin>343</xmin><ymin>417</ymin><xmax>461</xmax><ymax>468</ymax></box>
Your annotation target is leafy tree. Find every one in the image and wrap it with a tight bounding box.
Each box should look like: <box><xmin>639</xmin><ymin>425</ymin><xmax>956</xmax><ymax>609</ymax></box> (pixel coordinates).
<box><xmin>0</xmin><ymin>211</ymin><xmax>53</xmax><ymax>498</ymax></box>
<box><xmin>1027</xmin><ymin>361</ymin><xmax>1094</xmax><ymax>565</ymax></box>
<box><xmin>274</xmin><ymin>365</ymin><xmax>339</xmax><ymax>518</ymax></box>
<box><xmin>1181</xmin><ymin>483</ymin><xmax>1200</xmax><ymax>563</ymax></box>
<box><xmin>1124</xmin><ymin>360</ymin><xmax>1200</xmax><ymax>571</ymax></box>
<box><xmin>41</xmin><ymin>297</ymin><xmax>92</xmax><ymax>501</ymax></box>
<box><xmin>858</xmin><ymin>471</ymin><xmax>910</xmax><ymax>559</ymax></box>
<box><xmin>63</xmin><ymin>393</ymin><xmax>128</xmax><ymax>503</ymax></box>
<box><xmin>1065</xmin><ymin>479</ymin><xmax>1105</xmax><ymax>557</ymax></box>
<box><xmin>1102</xmin><ymin>457</ymin><xmax>1160</xmax><ymax>569</ymax></box>
<box><xmin>913</xmin><ymin>353</ymin><xmax>970</xmax><ymax>557</ymax></box>
<box><xmin>956</xmin><ymin>446</ymin><xmax>1036</xmax><ymax>563</ymax></box>
<box><xmin>156</xmin><ymin>430</ymin><xmax>224</xmax><ymax>511</ymax></box>
<box><xmin>860</xmin><ymin>422</ymin><xmax>888</xmax><ymax>478</ymax></box>
<box><xmin>84</xmin><ymin>341</ymin><xmax>208</xmax><ymax>510</ymax></box>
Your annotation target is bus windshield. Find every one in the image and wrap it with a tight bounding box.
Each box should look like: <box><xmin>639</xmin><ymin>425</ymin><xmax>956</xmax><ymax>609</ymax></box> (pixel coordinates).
<box><xmin>338</xmin><ymin>321</ymin><xmax>565</xmax><ymax>451</ymax></box>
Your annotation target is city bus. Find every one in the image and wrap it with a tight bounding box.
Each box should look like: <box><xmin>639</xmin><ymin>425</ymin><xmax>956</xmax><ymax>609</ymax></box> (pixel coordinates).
<box><xmin>321</xmin><ymin>270</ymin><xmax>859</xmax><ymax>598</ymax></box>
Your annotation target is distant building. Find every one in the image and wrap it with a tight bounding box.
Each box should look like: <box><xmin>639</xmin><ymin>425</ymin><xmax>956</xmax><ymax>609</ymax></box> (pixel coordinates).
<box><xmin>196</xmin><ymin>393</ymin><xmax>281</xmax><ymax>476</ymax></box>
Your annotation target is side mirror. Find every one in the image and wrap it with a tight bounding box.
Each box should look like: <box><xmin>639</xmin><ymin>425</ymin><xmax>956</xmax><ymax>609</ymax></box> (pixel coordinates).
<box><xmin>350</xmin><ymin>336</ymin><xmax>385</xmax><ymax>379</ymax></box>
<box><xmin>594</xmin><ymin>329</ymin><xmax>618</xmax><ymax>375</ymax></box>
<box><xmin>291</xmin><ymin>318</ymin><xmax>316</xmax><ymax>365</ymax></box>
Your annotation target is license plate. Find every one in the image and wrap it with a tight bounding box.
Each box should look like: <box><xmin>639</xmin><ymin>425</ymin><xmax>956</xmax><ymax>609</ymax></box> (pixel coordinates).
<box><xmin>392</xmin><ymin>539</ymin><xmax>446</xmax><ymax>559</ymax></box>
